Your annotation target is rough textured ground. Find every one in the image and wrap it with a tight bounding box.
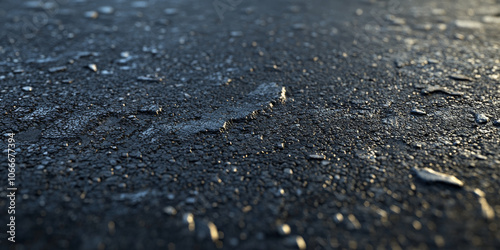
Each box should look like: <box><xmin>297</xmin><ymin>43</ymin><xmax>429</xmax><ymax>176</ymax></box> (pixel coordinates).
<box><xmin>1</xmin><ymin>0</ymin><xmax>499</xmax><ymax>249</ymax></box>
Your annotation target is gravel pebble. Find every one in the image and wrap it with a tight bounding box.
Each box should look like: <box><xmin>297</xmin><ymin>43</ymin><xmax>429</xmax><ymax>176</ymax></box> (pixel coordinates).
<box><xmin>475</xmin><ymin>114</ymin><xmax>489</xmax><ymax>124</ymax></box>
<box><xmin>22</xmin><ymin>86</ymin><xmax>33</xmax><ymax>92</ymax></box>
<box><xmin>84</xmin><ymin>11</ymin><xmax>98</xmax><ymax>19</ymax></box>
<box><xmin>87</xmin><ymin>64</ymin><xmax>97</xmax><ymax>72</ymax></box>
<box><xmin>450</xmin><ymin>74</ymin><xmax>474</xmax><ymax>82</ymax></box>
<box><xmin>277</xmin><ymin>223</ymin><xmax>291</xmax><ymax>236</ymax></box>
<box><xmin>163</xmin><ymin>206</ymin><xmax>177</xmax><ymax>215</ymax></box>
<box><xmin>411</xmin><ymin>108</ymin><xmax>427</xmax><ymax>116</ymax></box>
<box><xmin>48</xmin><ymin>66</ymin><xmax>67</xmax><ymax>73</ymax></box>
<box><xmin>413</xmin><ymin>167</ymin><xmax>464</xmax><ymax>187</ymax></box>
<box><xmin>98</xmin><ymin>6</ymin><xmax>114</xmax><ymax>14</ymax></box>
<box><xmin>309</xmin><ymin>154</ymin><xmax>325</xmax><ymax>160</ymax></box>
<box><xmin>164</xmin><ymin>8</ymin><xmax>178</xmax><ymax>15</ymax></box>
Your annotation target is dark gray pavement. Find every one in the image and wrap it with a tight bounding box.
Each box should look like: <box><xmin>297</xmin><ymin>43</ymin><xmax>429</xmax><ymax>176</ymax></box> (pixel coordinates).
<box><xmin>1</xmin><ymin>0</ymin><xmax>500</xmax><ymax>249</ymax></box>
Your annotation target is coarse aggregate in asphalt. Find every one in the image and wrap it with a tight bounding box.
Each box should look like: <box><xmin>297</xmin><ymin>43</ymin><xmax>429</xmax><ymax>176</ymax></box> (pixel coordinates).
<box><xmin>0</xmin><ymin>0</ymin><xmax>500</xmax><ymax>249</ymax></box>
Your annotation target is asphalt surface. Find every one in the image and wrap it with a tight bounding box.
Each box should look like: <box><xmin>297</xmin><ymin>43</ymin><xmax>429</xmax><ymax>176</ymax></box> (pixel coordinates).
<box><xmin>1</xmin><ymin>0</ymin><xmax>500</xmax><ymax>249</ymax></box>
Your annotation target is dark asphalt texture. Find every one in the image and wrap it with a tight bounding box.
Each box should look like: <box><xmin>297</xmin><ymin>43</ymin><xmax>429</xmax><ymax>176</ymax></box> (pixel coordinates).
<box><xmin>1</xmin><ymin>0</ymin><xmax>500</xmax><ymax>249</ymax></box>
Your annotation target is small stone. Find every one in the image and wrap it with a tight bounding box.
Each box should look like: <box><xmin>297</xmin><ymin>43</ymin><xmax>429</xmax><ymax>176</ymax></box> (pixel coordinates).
<box><xmin>164</xmin><ymin>8</ymin><xmax>178</xmax><ymax>15</ymax></box>
<box><xmin>483</xmin><ymin>16</ymin><xmax>500</xmax><ymax>24</ymax></box>
<box><xmin>413</xmin><ymin>167</ymin><xmax>464</xmax><ymax>187</ymax></box>
<box><xmin>334</xmin><ymin>213</ymin><xmax>344</xmax><ymax>223</ymax></box>
<box><xmin>473</xmin><ymin>153</ymin><xmax>487</xmax><ymax>160</ymax></box>
<box><xmin>455</xmin><ymin>33</ymin><xmax>465</xmax><ymax>40</ymax></box>
<box><xmin>431</xmin><ymin>8</ymin><xmax>446</xmax><ymax>15</ymax></box>
<box><xmin>411</xmin><ymin>108</ymin><xmax>427</xmax><ymax>116</ymax></box>
<box><xmin>48</xmin><ymin>66</ymin><xmax>67</xmax><ymax>73</ymax></box>
<box><xmin>186</xmin><ymin>197</ymin><xmax>196</xmax><ymax>204</ymax></box>
<box><xmin>308</xmin><ymin>154</ymin><xmax>325</xmax><ymax>160</ymax></box>
<box><xmin>421</xmin><ymin>85</ymin><xmax>463</xmax><ymax>96</ymax></box>
<box><xmin>207</xmin><ymin>222</ymin><xmax>219</xmax><ymax>241</ymax></box>
<box><xmin>75</xmin><ymin>51</ymin><xmax>99</xmax><ymax>59</ymax></box>
<box><xmin>163</xmin><ymin>206</ymin><xmax>177</xmax><ymax>215</ymax></box>
<box><xmin>284</xmin><ymin>236</ymin><xmax>306</xmax><ymax>250</ymax></box>
<box><xmin>242</xmin><ymin>205</ymin><xmax>252</xmax><ymax>213</ymax></box>
<box><xmin>120</xmin><ymin>51</ymin><xmax>130</xmax><ymax>58</ymax></box>
<box><xmin>61</xmin><ymin>79</ymin><xmax>73</xmax><ymax>84</ymax></box>
<box><xmin>284</xmin><ymin>168</ymin><xmax>293</xmax><ymax>175</ymax></box>
<box><xmin>455</xmin><ymin>20</ymin><xmax>483</xmax><ymax>29</ymax></box>
<box><xmin>386</xmin><ymin>15</ymin><xmax>406</xmax><ymax>25</ymax></box>
<box><xmin>98</xmin><ymin>6</ymin><xmax>114</xmax><ymax>14</ymax></box>
<box><xmin>277</xmin><ymin>224</ymin><xmax>291</xmax><ymax>236</ymax></box>
<box><xmin>194</xmin><ymin>220</ymin><xmax>219</xmax><ymax>242</ymax></box>
<box><xmin>450</xmin><ymin>74</ymin><xmax>474</xmax><ymax>82</ymax></box>
<box><xmin>131</xmin><ymin>1</ymin><xmax>148</xmax><ymax>8</ymax></box>
<box><xmin>84</xmin><ymin>11</ymin><xmax>98</xmax><ymax>19</ymax></box>
<box><xmin>137</xmin><ymin>75</ymin><xmax>163</xmax><ymax>82</ymax></box>
<box><xmin>13</xmin><ymin>69</ymin><xmax>24</xmax><ymax>74</ymax></box>
<box><xmin>183</xmin><ymin>213</ymin><xmax>195</xmax><ymax>231</ymax></box>
<box><xmin>475</xmin><ymin>114</ymin><xmax>489</xmax><ymax>124</ymax></box>
<box><xmin>427</xmin><ymin>59</ymin><xmax>439</xmax><ymax>64</ymax></box>
<box><xmin>473</xmin><ymin>189</ymin><xmax>495</xmax><ymax>220</ymax></box>
<box><xmin>139</xmin><ymin>104</ymin><xmax>162</xmax><ymax>114</ymax></box>
<box><xmin>493</xmin><ymin>119</ymin><xmax>500</xmax><ymax>126</ymax></box>
<box><xmin>22</xmin><ymin>86</ymin><xmax>33</xmax><ymax>92</ymax></box>
<box><xmin>292</xmin><ymin>23</ymin><xmax>306</xmax><ymax>30</ymax></box>
<box><xmin>346</xmin><ymin>214</ymin><xmax>361</xmax><ymax>230</ymax></box>
<box><xmin>230</xmin><ymin>31</ymin><xmax>243</xmax><ymax>37</ymax></box>
<box><xmin>88</xmin><ymin>64</ymin><xmax>97</xmax><ymax>72</ymax></box>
